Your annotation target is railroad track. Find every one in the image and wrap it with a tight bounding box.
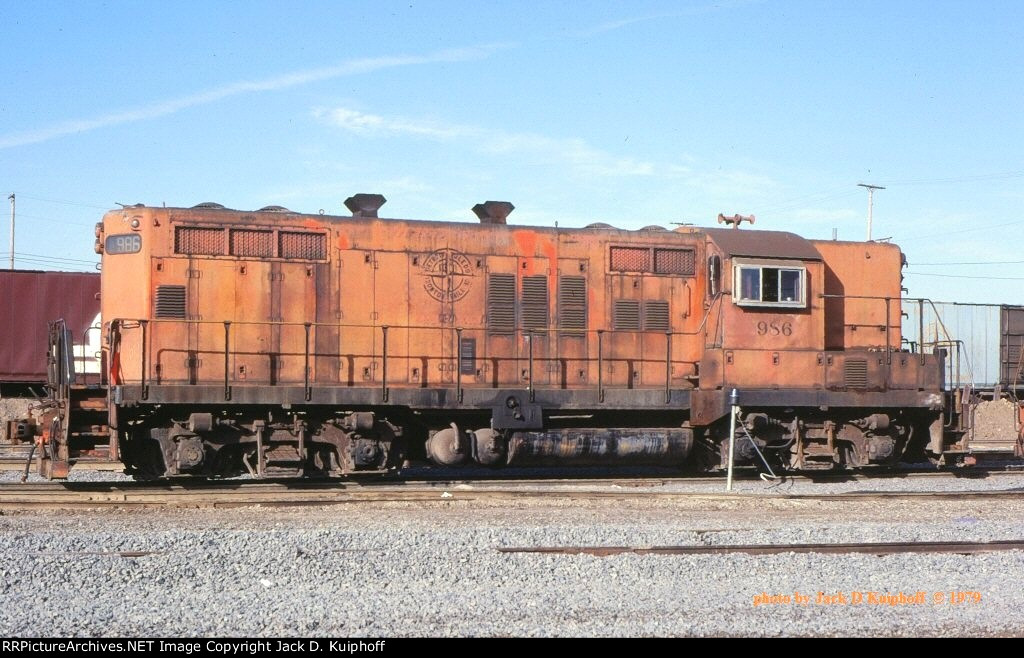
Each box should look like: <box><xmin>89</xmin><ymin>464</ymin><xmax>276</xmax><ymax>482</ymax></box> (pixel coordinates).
<box><xmin>1</xmin><ymin>476</ymin><xmax>1022</xmax><ymax>510</ymax></box>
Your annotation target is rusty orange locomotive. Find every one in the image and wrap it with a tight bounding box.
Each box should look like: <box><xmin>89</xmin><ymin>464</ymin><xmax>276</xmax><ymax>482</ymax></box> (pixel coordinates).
<box><xmin>38</xmin><ymin>195</ymin><xmax>957</xmax><ymax>478</ymax></box>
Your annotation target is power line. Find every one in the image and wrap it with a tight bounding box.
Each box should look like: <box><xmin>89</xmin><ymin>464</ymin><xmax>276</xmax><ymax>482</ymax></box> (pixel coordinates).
<box><xmin>911</xmin><ymin>259</ymin><xmax>1024</xmax><ymax>266</ymax></box>
<box><xmin>16</xmin><ymin>194</ymin><xmax>111</xmax><ymax>211</ymax></box>
<box><xmin>1</xmin><ymin>251</ymin><xmax>97</xmax><ymax>264</ymax></box>
<box><xmin>757</xmin><ymin>188</ymin><xmax>861</xmax><ymax>214</ymax></box>
<box><xmin>895</xmin><ymin>217</ymin><xmax>1024</xmax><ymax>243</ymax></box>
<box><xmin>886</xmin><ymin>170</ymin><xmax>1024</xmax><ymax>186</ymax></box>
<box><xmin>11</xmin><ymin>211</ymin><xmax>95</xmax><ymax>227</ymax></box>
<box><xmin>905</xmin><ymin>271</ymin><xmax>1024</xmax><ymax>281</ymax></box>
<box><xmin>2</xmin><ymin>257</ymin><xmax>95</xmax><ymax>271</ymax></box>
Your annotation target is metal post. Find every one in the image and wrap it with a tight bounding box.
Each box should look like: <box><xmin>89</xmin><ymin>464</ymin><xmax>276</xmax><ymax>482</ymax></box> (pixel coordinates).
<box><xmin>381</xmin><ymin>325</ymin><xmax>389</xmax><ymax>403</ymax></box>
<box><xmin>303</xmin><ymin>323</ymin><xmax>311</xmax><ymax>402</ymax></box>
<box><xmin>597</xmin><ymin>330</ymin><xmax>604</xmax><ymax>403</ymax></box>
<box><xmin>918</xmin><ymin>299</ymin><xmax>925</xmax><ymax>364</ymax></box>
<box><xmin>527</xmin><ymin>332</ymin><xmax>535</xmax><ymax>403</ymax></box>
<box><xmin>7</xmin><ymin>193</ymin><xmax>14</xmax><ymax>270</ymax></box>
<box><xmin>455</xmin><ymin>327</ymin><xmax>463</xmax><ymax>403</ymax></box>
<box><xmin>665</xmin><ymin>331</ymin><xmax>672</xmax><ymax>404</ymax></box>
<box><xmin>223</xmin><ymin>321</ymin><xmax>231</xmax><ymax>401</ymax></box>
<box><xmin>884</xmin><ymin>298</ymin><xmax>891</xmax><ymax>365</ymax></box>
<box><xmin>857</xmin><ymin>183</ymin><xmax>884</xmax><ymax>241</ymax></box>
<box><xmin>726</xmin><ymin>388</ymin><xmax>738</xmax><ymax>491</ymax></box>
<box><xmin>140</xmin><ymin>320</ymin><xmax>148</xmax><ymax>400</ymax></box>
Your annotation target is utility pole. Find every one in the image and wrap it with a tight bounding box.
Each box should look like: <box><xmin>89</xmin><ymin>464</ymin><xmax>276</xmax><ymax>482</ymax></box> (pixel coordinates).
<box><xmin>857</xmin><ymin>183</ymin><xmax>884</xmax><ymax>241</ymax></box>
<box><xmin>7</xmin><ymin>193</ymin><xmax>13</xmax><ymax>270</ymax></box>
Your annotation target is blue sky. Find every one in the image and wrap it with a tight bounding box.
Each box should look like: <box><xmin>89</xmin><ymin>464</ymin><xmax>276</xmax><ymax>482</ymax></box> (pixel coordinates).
<box><xmin>1</xmin><ymin>0</ymin><xmax>1022</xmax><ymax>304</ymax></box>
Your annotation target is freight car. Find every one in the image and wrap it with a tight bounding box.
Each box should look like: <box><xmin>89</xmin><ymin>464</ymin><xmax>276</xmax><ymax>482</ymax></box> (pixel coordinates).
<box><xmin>0</xmin><ymin>270</ymin><xmax>101</xmax><ymax>388</ymax></box>
<box><xmin>33</xmin><ymin>196</ymin><xmax>974</xmax><ymax>479</ymax></box>
<box><xmin>0</xmin><ymin>270</ymin><xmax>100</xmax><ymax>452</ymax></box>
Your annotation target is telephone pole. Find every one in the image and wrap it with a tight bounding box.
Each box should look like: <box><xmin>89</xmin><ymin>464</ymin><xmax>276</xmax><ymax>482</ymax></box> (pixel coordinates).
<box><xmin>7</xmin><ymin>193</ymin><xmax>13</xmax><ymax>270</ymax></box>
<box><xmin>857</xmin><ymin>183</ymin><xmax>884</xmax><ymax>241</ymax></box>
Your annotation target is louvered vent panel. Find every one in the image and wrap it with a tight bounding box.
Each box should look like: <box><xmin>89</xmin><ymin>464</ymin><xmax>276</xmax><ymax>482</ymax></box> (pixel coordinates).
<box><xmin>654</xmin><ymin>248</ymin><xmax>696</xmax><ymax>275</ymax></box>
<box><xmin>154</xmin><ymin>285</ymin><xmax>187</xmax><ymax>319</ymax></box>
<box><xmin>175</xmin><ymin>226</ymin><xmax>224</xmax><ymax>256</ymax></box>
<box><xmin>643</xmin><ymin>300</ymin><xmax>670</xmax><ymax>331</ymax></box>
<box><xmin>459</xmin><ymin>338</ymin><xmax>476</xmax><ymax>375</ymax></box>
<box><xmin>487</xmin><ymin>274</ymin><xmax>516</xmax><ymax>335</ymax></box>
<box><xmin>613</xmin><ymin>299</ymin><xmax>641</xmax><ymax>331</ymax></box>
<box><xmin>230</xmin><ymin>229</ymin><xmax>273</xmax><ymax>257</ymax></box>
<box><xmin>610</xmin><ymin>247</ymin><xmax>651</xmax><ymax>272</ymax></box>
<box><xmin>521</xmin><ymin>276</ymin><xmax>549</xmax><ymax>331</ymax></box>
<box><xmin>279</xmin><ymin>232</ymin><xmax>326</xmax><ymax>260</ymax></box>
<box><xmin>558</xmin><ymin>276</ymin><xmax>587</xmax><ymax>334</ymax></box>
<box><xmin>844</xmin><ymin>359</ymin><xmax>868</xmax><ymax>389</ymax></box>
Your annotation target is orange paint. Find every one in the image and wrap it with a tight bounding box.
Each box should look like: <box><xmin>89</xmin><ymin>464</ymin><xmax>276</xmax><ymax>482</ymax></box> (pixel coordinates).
<box><xmin>99</xmin><ymin>204</ymin><xmax>911</xmax><ymax>400</ymax></box>
<box><xmin>513</xmin><ymin>230</ymin><xmax>537</xmax><ymax>257</ymax></box>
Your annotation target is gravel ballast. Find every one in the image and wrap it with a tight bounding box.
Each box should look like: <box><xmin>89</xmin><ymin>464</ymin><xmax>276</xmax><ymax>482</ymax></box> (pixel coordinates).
<box><xmin>2</xmin><ymin>474</ymin><xmax>1024</xmax><ymax>637</ymax></box>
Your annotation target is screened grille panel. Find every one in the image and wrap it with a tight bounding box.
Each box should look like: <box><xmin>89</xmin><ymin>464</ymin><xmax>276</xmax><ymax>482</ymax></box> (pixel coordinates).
<box><xmin>175</xmin><ymin>226</ymin><xmax>224</xmax><ymax>256</ymax></box>
<box><xmin>230</xmin><ymin>229</ymin><xmax>273</xmax><ymax>258</ymax></box>
<box><xmin>610</xmin><ymin>247</ymin><xmax>651</xmax><ymax>272</ymax></box>
<box><xmin>654</xmin><ymin>248</ymin><xmax>695</xmax><ymax>275</ymax></box>
<box><xmin>279</xmin><ymin>232</ymin><xmax>326</xmax><ymax>260</ymax></box>
<box><xmin>613</xmin><ymin>299</ymin><xmax>641</xmax><ymax>331</ymax></box>
<box><xmin>487</xmin><ymin>274</ymin><xmax>516</xmax><ymax>335</ymax></box>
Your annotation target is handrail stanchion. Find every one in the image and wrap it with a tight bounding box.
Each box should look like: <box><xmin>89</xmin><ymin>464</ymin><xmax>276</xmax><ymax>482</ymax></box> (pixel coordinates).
<box><xmin>527</xmin><ymin>331</ymin><xmax>535</xmax><ymax>403</ymax></box>
<box><xmin>223</xmin><ymin>321</ymin><xmax>231</xmax><ymax>401</ymax></box>
<box><xmin>381</xmin><ymin>325</ymin><xmax>389</xmax><ymax>403</ymax></box>
<box><xmin>304</xmin><ymin>322</ymin><xmax>312</xmax><ymax>402</ymax></box>
<box><xmin>885</xmin><ymin>297</ymin><xmax>891</xmax><ymax>365</ymax></box>
<box><xmin>665</xmin><ymin>331</ymin><xmax>672</xmax><ymax>404</ymax></box>
<box><xmin>456</xmin><ymin>327</ymin><xmax>464</xmax><ymax>404</ymax></box>
<box><xmin>140</xmin><ymin>320</ymin><xmax>148</xmax><ymax>401</ymax></box>
<box><xmin>597</xmin><ymin>330</ymin><xmax>605</xmax><ymax>403</ymax></box>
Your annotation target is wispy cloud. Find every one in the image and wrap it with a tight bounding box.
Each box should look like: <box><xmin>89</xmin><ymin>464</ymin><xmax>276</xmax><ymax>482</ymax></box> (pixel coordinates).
<box><xmin>314</xmin><ymin>108</ymin><xmax>469</xmax><ymax>139</ymax></box>
<box><xmin>575</xmin><ymin>0</ymin><xmax>764</xmax><ymax>38</ymax></box>
<box><xmin>787</xmin><ymin>207</ymin><xmax>859</xmax><ymax>223</ymax></box>
<box><xmin>0</xmin><ymin>44</ymin><xmax>510</xmax><ymax>150</ymax></box>
<box><xmin>314</xmin><ymin>106</ymin><xmax>657</xmax><ymax>178</ymax></box>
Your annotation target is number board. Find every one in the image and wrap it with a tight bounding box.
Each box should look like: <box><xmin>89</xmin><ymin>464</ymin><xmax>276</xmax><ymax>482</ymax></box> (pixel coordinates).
<box><xmin>104</xmin><ymin>233</ymin><xmax>142</xmax><ymax>255</ymax></box>
<box><xmin>755</xmin><ymin>319</ymin><xmax>793</xmax><ymax>337</ymax></box>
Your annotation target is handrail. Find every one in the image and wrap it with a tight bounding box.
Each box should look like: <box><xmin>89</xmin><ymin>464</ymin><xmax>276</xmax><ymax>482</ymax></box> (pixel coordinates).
<box><xmin>110</xmin><ymin>317</ymin><xmax>705</xmax><ymax>403</ymax></box>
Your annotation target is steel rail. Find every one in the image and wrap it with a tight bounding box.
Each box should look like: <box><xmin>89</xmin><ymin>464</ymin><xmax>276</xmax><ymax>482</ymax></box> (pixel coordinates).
<box><xmin>498</xmin><ymin>540</ymin><xmax>1024</xmax><ymax>557</ymax></box>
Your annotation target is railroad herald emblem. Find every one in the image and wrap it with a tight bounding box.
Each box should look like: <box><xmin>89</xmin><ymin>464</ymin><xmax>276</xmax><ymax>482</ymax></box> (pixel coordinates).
<box><xmin>421</xmin><ymin>248</ymin><xmax>474</xmax><ymax>302</ymax></box>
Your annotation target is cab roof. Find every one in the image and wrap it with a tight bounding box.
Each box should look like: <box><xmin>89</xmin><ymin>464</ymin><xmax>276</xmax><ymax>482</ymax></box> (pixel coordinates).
<box><xmin>703</xmin><ymin>228</ymin><xmax>822</xmax><ymax>261</ymax></box>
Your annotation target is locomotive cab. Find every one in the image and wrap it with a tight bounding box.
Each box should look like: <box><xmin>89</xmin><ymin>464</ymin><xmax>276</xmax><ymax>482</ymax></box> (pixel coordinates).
<box><xmin>693</xmin><ymin>229</ymin><xmax>944</xmax><ymax>470</ymax></box>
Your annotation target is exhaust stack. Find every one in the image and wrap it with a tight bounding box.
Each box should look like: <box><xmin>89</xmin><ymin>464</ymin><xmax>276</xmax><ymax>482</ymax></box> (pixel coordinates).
<box><xmin>345</xmin><ymin>194</ymin><xmax>387</xmax><ymax>218</ymax></box>
<box><xmin>472</xmin><ymin>201</ymin><xmax>514</xmax><ymax>225</ymax></box>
